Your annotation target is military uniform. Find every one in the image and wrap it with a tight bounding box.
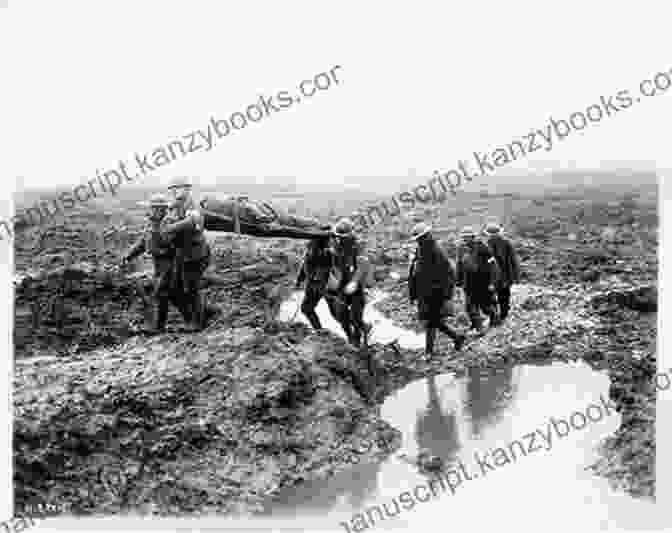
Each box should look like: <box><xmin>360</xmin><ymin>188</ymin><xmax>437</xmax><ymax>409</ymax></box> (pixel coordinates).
<box><xmin>326</xmin><ymin>219</ymin><xmax>371</xmax><ymax>347</ymax></box>
<box><xmin>456</xmin><ymin>228</ymin><xmax>500</xmax><ymax>331</ymax></box>
<box><xmin>485</xmin><ymin>225</ymin><xmax>520</xmax><ymax>321</ymax></box>
<box><xmin>162</xmin><ymin>178</ymin><xmax>212</xmax><ymax>331</ymax></box>
<box><xmin>162</xmin><ymin>201</ymin><xmax>211</xmax><ymax>331</ymax></box>
<box><xmin>123</xmin><ymin>196</ymin><xmax>190</xmax><ymax>332</ymax></box>
<box><xmin>296</xmin><ymin>237</ymin><xmax>333</xmax><ymax>330</ymax></box>
<box><xmin>408</xmin><ymin>223</ymin><xmax>465</xmax><ymax>355</ymax></box>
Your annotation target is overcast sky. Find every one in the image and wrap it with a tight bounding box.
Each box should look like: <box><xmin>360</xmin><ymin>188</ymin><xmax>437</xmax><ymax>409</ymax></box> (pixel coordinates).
<box><xmin>3</xmin><ymin>2</ymin><xmax>671</xmax><ymax>195</ymax></box>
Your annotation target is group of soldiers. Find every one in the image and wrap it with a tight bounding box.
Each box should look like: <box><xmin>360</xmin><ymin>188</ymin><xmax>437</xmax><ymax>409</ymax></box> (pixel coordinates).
<box><xmin>122</xmin><ymin>180</ymin><xmax>374</xmax><ymax>343</ymax></box>
<box><xmin>406</xmin><ymin>222</ymin><xmax>520</xmax><ymax>355</ymax></box>
<box><xmin>124</xmin><ymin>179</ymin><xmax>520</xmax><ymax>358</ymax></box>
<box><xmin>296</xmin><ymin>219</ymin><xmax>520</xmax><ymax>357</ymax></box>
<box><xmin>122</xmin><ymin>177</ymin><xmax>214</xmax><ymax>334</ymax></box>
<box><xmin>294</xmin><ymin>217</ymin><xmax>373</xmax><ymax>347</ymax></box>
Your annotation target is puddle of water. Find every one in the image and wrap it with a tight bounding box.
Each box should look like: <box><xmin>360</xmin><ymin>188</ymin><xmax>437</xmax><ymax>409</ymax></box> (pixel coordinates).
<box><xmin>265</xmin><ymin>290</ymin><xmax>662</xmax><ymax>531</ymax></box>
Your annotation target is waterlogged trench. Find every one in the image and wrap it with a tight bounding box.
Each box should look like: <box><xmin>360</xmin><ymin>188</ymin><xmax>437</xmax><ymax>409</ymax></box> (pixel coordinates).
<box><xmin>266</xmin><ymin>290</ymin><xmax>659</xmax><ymax>531</ymax></box>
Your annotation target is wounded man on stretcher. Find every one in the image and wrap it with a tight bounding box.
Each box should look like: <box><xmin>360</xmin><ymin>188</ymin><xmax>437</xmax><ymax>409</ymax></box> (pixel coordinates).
<box><xmin>200</xmin><ymin>194</ymin><xmax>332</xmax><ymax>239</ymax></box>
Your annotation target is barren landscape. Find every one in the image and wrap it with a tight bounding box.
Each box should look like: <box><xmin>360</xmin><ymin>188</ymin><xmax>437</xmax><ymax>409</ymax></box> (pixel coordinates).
<box><xmin>12</xmin><ymin>170</ymin><xmax>657</xmax><ymax>518</ymax></box>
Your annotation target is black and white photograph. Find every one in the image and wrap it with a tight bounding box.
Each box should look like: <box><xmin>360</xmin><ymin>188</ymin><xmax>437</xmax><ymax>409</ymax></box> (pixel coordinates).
<box><xmin>4</xmin><ymin>2</ymin><xmax>670</xmax><ymax>532</ymax></box>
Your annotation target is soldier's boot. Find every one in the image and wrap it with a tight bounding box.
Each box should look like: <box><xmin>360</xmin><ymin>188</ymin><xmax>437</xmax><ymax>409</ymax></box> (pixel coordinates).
<box><xmin>488</xmin><ymin>307</ymin><xmax>500</xmax><ymax>327</ymax></box>
<box><xmin>156</xmin><ymin>298</ymin><xmax>169</xmax><ymax>331</ymax></box>
<box><xmin>360</xmin><ymin>321</ymin><xmax>372</xmax><ymax>345</ymax></box>
<box><xmin>199</xmin><ymin>293</ymin><xmax>221</xmax><ymax>328</ymax></box>
<box><xmin>348</xmin><ymin>302</ymin><xmax>369</xmax><ymax>347</ymax></box>
<box><xmin>437</xmin><ymin>322</ymin><xmax>466</xmax><ymax>351</ymax></box>
<box><xmin>469</xmin><ymin>311</ymin><xmax>485</xmax><ymax>335</ymax></box>
<box><xmin>499</xmin><ymin>296</ymin><xmax>510</xmax><ymax>322</ymax></box>
<box><xmin>171</xmin><ymin>290</ymin><xmax>192</xmax><ymax>324</ymax></box>
<box><xmin>144</xmin><ymin>299</ymin><xmax>168</xmax><ymax>335</ymax></box>
<box><xmin>352</xmin><ymin>320</ymin><xmax>371</xmax><ymax>347</ymax></box>
<box><xmin>184</xmin><ymin>292</ymin><xmax>204</xmax><ymax>332</ymax></box>
<box><xmin>341</xmin><ymin>319</ymin><xmax>358</xmax><ymax>347</ymax></box>
<box><xmin>425</xmin><ymin>327</ymin><xmax>436</xmax><ymax>356</ymax></box>
<box><xmin>349</xmin><ymin>314</ymin><xmax>369</xmax><ymax>348</ymax></box>
<box><xmin>350</xmin><ymin>330</ymin><xmax>362</xmax><ymax>348</ymax></box>
<box><xmin>307</xmin><ymin>311</ymin><xmax>323</xmax><ymax>331</ymax></box>
<box><xmin>204</xmin><ymin>304</ymin><xmax>221</xmax><ymax>324</ymax></box>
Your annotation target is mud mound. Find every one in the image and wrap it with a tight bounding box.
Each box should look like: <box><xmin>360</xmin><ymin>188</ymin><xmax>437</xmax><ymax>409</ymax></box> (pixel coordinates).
<box><xmin>591</xmin><ymin>286</ymin><xmax>657</xmax><ymax>313</ymax></box>
<box><xmin>14</xmin><ymin>224</ymin><xmax>302</xmax><ymax>358</ymax></box>
<box><xmin>16</xmin><ymin>221</ymin><xmax>141</xmax><ymax>273</ymax></box>
<box><xmin>591</xmin><ymin>347</ymin><xmax>656</xmax><ymax>499</ymax></box>
<box><xmin>13</xmin><ymin>323</ymin><xmax>398</xmax><ymax>516</ymax></box>
<box><xmin>14</xmin><ymin>264</ymin><xmax>147</xmax><ymax>357</ymax></box>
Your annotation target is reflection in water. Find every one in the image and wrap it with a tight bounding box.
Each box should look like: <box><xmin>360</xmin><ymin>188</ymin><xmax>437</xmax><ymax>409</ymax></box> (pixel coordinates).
<box><xmin>465</xmin><ymin>365</ymin><xmax>516</xmax><ymax>439</ymax></box>
<box><xmin>262</xmin><ymin>460</ymin><xmax>381</xmax><ymax>517</ymax></box>
<box><xmin>268</xmin><ymin>292</ymin><xmax>662</xmax><ymax>531</ymax></box>
<box><xmin>343</xmin><ymin>461</ymin><xmax>381</xmax><ymax>510</ymax></box>
<box><xmin>414</xmin><ymin>376</ymin><xmax>461</xmax><ymax>467</ymax></box>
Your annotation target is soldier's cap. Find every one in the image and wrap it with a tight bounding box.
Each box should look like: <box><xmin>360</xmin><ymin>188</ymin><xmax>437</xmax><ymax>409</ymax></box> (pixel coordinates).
<box><xmin>460</xmin><ymin>226</ymin><xmax>476</xmax><ymax>239</ymax></box>
<box><xmin>167</xmin><ymin>176</ymin><xmax>193</xmax><ymax>190</ymax></box>
<box><xmin>410</xmin><ymin>222</ymin><xmax>432</xmax><ymax>241</ymax></box>
<box><xmin>332</xmin><ymin>218</ymin><xmax>354</xmax><ymax>237</ymax></box>
<box><xmin>484</xmin><ymin>222</ymin><xmax>503</xmax><ymax>235</ymax></box>
<box><xmin>149</xmin><ymin>193</ymin><xmax>171</xmax><ymax>208</ymax></box>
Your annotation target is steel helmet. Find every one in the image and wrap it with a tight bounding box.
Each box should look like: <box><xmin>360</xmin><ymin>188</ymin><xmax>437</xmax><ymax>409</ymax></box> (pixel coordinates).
<box><xmin>332</xmin><ymin>218</ymin><xmax>354</xmax><ymax>237</ymax></box>
<box><xmin>410</xmin><ymin>222</ymin><xmax>432</xmax><ymax>241</ymax></box>
<box><xmin>167</xmin><ymin>176</ymin><xmax>193</xmax><ymax>190</ymax></box>
<box><xmin>149</xmin><ymin>193</ymin><xmax>171</xmax><ymax>208</ymax></box>
<box><xmin>485</xmin><ymin>223</ymin><xmax>503</xmax><ymax>235</ymax></box>
<box><xmin>460</xmin><ymin>226</ymin><xmax>476</xmax><ymax>240</ymax></box>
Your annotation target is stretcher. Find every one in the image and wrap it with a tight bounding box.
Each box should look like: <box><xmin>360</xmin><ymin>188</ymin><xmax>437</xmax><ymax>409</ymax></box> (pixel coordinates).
<box><xmin>200</xmin><ymin>194</ymin><xmax>331</xmax><ymax>240</ymax></box>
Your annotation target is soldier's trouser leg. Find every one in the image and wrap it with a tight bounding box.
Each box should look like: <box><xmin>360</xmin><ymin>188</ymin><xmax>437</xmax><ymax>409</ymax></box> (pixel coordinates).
<box><xmin>326</xmin><ymin>294</ymin><xmax>352</xmax><ymax>340</ymax></box>
<box><xmin>497</xmin><ymin>286</ymin><xmax>511</xmax><ymax>320</ymax></box>
<box><xmin>481</xmin><ymin>290</ymin><xmax>499</xmax><ymax>325</ymax></box>
<box><xmin>183</xmin><ymin>257</ymin><xmax>209</xmax><ymax>329</ymax></box>
<box><xmin>152</xmin><ymin>268</ymin><xmax>174</xmax><ymax>331</ymax></box>
<box><xmin>301</xmin><ymin>283</ymin><xmax>323</xmax><ymax>330</ymax></box>
<box><xmin>169</xmin><ymin>283</ymin><xmax>192</xmax><ymax>323</ymax></box>
<box><xmin>346</xmin><ymin>289</ymin><xmax>369</xmax><ymax>347</ymax></box>
<box><xmin>425</xmin><ymin>326</ymin><xmax>437</xmax><ymax>355</ymax></box>
<box><xmin>425</xmin><ymin>293</ymin><xmax>462</xmax><ymax>348</ymax></box>
<box><xmin>464</xmin><ymin>290</ymin><xmax>483</xmax><ymax>330</ymax></box>
<box><xmin>154</xmin><ymin>296</ymin><xmax>170</xmax><ymax>330</ymax></box>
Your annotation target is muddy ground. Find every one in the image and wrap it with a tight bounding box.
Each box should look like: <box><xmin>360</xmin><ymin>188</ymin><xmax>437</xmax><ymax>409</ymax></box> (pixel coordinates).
<box><xmin>13</xmin><ymin>178</ymin><xmax>657</xmax><ymax>515</ymax></box>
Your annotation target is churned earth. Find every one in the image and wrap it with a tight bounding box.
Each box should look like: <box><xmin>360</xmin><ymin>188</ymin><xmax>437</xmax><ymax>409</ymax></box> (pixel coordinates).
<box><xmin>12</xmin><ymin>175</ymin><xmax>658</xmax><ymax>517</ymax></box>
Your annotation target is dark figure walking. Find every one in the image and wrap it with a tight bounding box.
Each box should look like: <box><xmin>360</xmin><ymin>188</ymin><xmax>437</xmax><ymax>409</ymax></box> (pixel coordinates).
<box><xmin>325</xmin><ymin>218</ymin><xmax>372</xmax><ymax>348</ymax></box>
<box><xmin>456</xmin><ymin>226</ymin><xmax>500</xmax><ymax>334</ymax></box>
<box><xmin>484</xmin><ymin>222</ymin><xmax>520</xmax><ymax>322</ymax></box>
<box><xmin>162</xmin><ymin>177</ymin><xmax>212</xmax><ymax>332</ymax></box>
<box><xmin>295</xmin><ymin>236</ymin><xmax>333</xmax><ymax>331</ymax></box>
<box><xmin>408</xmin><ymin>223</ymin><xmax>466</xmax><ymax>356</ymax></box>
<box><xmin>122</xmin><ymin>193</ymin><xmax>191</xmax><ymax>334</ymax></box>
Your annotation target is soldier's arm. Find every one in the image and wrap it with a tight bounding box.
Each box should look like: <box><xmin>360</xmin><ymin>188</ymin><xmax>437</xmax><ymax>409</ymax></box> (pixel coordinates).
<box><xmin>446</xmin><ymin>256</ymin><xmax>457</xmax><ymax>287</ymax></box>
<box><xmin>124</xmin><ymin>239</ymin><xmax>146</xmax><ymax>262</ymax></box>
<box><xmin>508</xmin><ymin>240</ymin><xmax>521</xmax><ymax>283</ymax></box>
<box><xmin>162</xmin><ymin>209</ymin><xmax>204</xmax><ymax>234</ymax></box>
<box><xmin>408</xmin><ymin>257</ymin><xmax>417</xmax><ymax>301</ymax></box>
<box><xmin>481</xmin><ymin>243</ymin><xmax>499</xmax><ymax>286</ymax></box>
<box><xmin>455</xmin><ymin>254</ymin><xmax>464</xmax><ymax>287</ymax></box>
<box><xmin>350</xmin><ymin>243</ymin><xmax>371</xmax><ymax>286</ymax></box>
<box><xmin>296</xmin><ymin>260</ymin><xmax>307</xmax><ymax>286</ymax></box>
